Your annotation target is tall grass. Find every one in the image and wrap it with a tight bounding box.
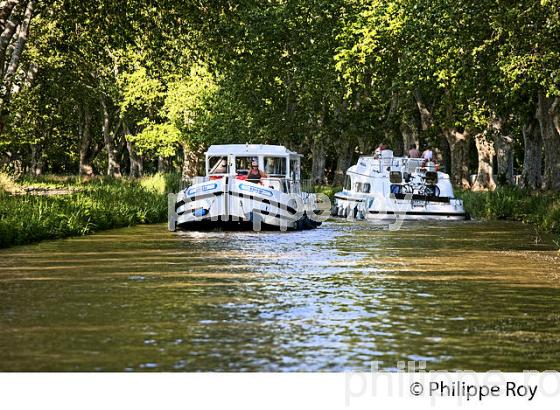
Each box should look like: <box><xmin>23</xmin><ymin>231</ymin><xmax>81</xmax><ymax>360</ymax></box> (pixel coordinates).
<box><xmin>0</xmin><ymin>172</ymin><xmax>21</xmax><ymax>194</ymax></box>
<box><xmin>0</xmin><ymin>175</ymin><xmax>176</xmax><ymax>248</ymax></box>
<box><xmin>315</xmin><ymin>185</ymin><xmax>342</xmax><ymax>201</ymax></box>
<box><xmin>139</xmin><ymin>172</ymin><xmax>183</xmax><ymax>194</ymax></box>
<box><xmin>459</xmin><ymin>187</ymin><xmax>560</xmax><ymax>235</ymax></box>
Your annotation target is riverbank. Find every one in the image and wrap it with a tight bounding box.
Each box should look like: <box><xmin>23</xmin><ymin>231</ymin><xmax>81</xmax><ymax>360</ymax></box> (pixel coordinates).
<box><xmin>2</xmin><ymin>175</ymin><xmax>559</xmax><ymax>248</ymax></box>
<box><xmin>459</xmin><ymin>188</ymin><xmax>560</xmax><ymax>239</ymax></box>
<box><xmin>0</xmin><ymin>173</ymin><xmax>179</xmax><ymax>249</ymax></box>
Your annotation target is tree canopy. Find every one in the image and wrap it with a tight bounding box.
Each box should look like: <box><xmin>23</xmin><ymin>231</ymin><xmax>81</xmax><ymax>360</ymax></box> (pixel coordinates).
<box><xmin>0</xmin><ymin>0</ymin><xmax>558</xmax><ymax>190</ymax></box>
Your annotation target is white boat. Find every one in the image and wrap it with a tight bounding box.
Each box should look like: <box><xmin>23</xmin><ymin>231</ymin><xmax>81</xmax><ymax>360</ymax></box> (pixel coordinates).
<box><xmin>332</xmin><ymin>150</ymin><xmax>468</xmax><ymax>221</ymax></box>
<box><xmin>168</xmin><ymin>144</ymin><xmax>323</xmax><ymax>231</ymax></box>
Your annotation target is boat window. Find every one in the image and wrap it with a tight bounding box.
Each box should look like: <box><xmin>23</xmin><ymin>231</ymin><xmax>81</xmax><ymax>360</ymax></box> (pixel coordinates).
<box><xmin>355</xmin><ymin>182</ymin><xmax>363</xmax><ymax>192</ymax></box>
<box><xmin>208</xmin><ymin>156</ymin><xmax>229</xmax><ymax>174</ymax></box>
<box><xmin>235</xmin><ymin>157</ymin><xmax>254</xmax><ymax>176</ymax></box>
<box><xmin>344</xmin><ymin>175</ymin><xmax>352</xmax><ymax>190</ymax></box>
<box><xmin>264</xmin><ymin>156</ymin><xmax>287</xmax><ymax>177</ymax></box>
<box><xmin>290</xmin><ymin>159</ymin><xmax>300</xmax><ymax>181</ymax></box>
<box><xmin>363</xmin><ymin>183</ymin><xmax>371</xmax><ymax>193</ymax></box>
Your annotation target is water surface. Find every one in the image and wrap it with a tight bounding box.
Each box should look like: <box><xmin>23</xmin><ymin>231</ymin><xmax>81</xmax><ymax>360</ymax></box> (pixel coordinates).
<box><xmin>1</xmin><ymin>220</ymin><xmax>559</xmax><ymax>371</ymax></box>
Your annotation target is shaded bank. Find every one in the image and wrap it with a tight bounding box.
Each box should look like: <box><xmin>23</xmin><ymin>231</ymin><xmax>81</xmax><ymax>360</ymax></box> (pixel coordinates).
<box><xmin>459</xmin><ymin>188</ymin><xmax>560</xmax><ymax>239</ymax></box>
<box><xmin>0</xmin><ymin>174</ymin><xmax>180</xmax><ymax>248</ymax></box>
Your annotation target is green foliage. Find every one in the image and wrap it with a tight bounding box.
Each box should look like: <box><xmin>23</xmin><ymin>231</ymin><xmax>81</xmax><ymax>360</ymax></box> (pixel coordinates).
<box><xmin>314</xmin><ymin>185</ymin><xmax>343</xmax><ymax>201</ymax></box>
<box><xmin>164</xmin><ymin>64</ymin><xmax>218</xmax><ymax>135</ymax></box>
<box><xmin>1</xmin><ymin>0</ymin><xmax>559</xmax><ymax>189</ymax></box>
<box><xmin>460</xmin><ymin>187</ymin><xmax>560</xmax><ymax>235</ymax></box>
<box><xmin>139</xmin><ymin>172</ymin><xmax>182</xmax><ymax>194</ymax></box>
<box><xmin>0</xmin><ymin>177</ymin><xmax>168</xmax><ymax>249</ymax></box>
<box><xmin>129</xmin><ymin>122</ymin><xmax>182</xmax><ymax>158</ymax></box>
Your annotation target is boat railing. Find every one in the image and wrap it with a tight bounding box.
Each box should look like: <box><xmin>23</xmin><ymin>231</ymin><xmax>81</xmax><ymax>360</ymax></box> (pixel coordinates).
<box><xmin>180</xmin><ymin>176</ymin><xmax>212</xmax><ymax>190</ymax></box>
<box><xmin>261</xmin><ymin>177</ymin><xmax>290</xmax><ymax>193</ymax></box>
<box><xmin>180</xmin><ymin>175</ymin><xmax>312</xmax><ymax>195</ymax></box>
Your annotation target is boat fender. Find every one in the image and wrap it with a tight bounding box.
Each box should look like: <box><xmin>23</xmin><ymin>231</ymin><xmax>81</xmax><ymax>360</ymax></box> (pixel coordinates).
<box><xmin>338</xmin><ymin>206</ymin><xmax>344</xmax><ymax>217</ymax></box>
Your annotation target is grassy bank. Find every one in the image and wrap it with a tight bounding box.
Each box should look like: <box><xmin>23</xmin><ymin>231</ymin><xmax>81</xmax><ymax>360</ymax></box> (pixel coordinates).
<box><xmin>314</xmin><ymin>185</ymin><xmax>342</xmax><ymax>201</ymax></box>
<box><xmin>0</xmin><ymin>173</ymin><xmax>180</xmax><ymax>249</ymax></box>
<box><xmin>459</xmin><ymin>187</ymin><xmax>560</xmax><ymax>237</ymax></box>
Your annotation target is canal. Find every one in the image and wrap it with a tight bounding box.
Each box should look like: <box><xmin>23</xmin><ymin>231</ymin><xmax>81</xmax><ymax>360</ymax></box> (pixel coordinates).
<box><xmin>1</xmin><ymin>220</ymin><xmax>559</xmax><ymax>371</ymax></box>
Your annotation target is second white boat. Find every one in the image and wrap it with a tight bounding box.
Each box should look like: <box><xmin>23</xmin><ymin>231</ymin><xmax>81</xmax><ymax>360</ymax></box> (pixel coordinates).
<box><xmin>332</xmin><ymin>150</ymin><xmax>468</xmax><ymax>221</ymax></box>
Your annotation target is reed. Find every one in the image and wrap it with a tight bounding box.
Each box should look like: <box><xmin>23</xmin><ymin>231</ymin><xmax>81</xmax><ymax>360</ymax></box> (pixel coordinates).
<box><xmin>0</xmin><ymin>175</ymin><xmax>170</xmax><ymax>248</ymax></box>
<box><xmin>459</xmin><ymin>187</ymin><xmax>560</xmax><ymax>235</ymax></box>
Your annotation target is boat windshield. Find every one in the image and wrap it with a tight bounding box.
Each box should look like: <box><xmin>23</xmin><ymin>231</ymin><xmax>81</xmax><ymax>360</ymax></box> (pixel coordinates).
<box><xmin>208</xmin><ymin>156</ymin><xmax>229</xmax><ymax>175</ymax></box>
<box><xmin>235</xmin><ymin>157</ymin><xmax>254</xmax><ymax>176</ymax></box>
<box><xmin>264</xmin><ymin>156</ymin><xmax>287</xmax><ymax>177</ymax></box>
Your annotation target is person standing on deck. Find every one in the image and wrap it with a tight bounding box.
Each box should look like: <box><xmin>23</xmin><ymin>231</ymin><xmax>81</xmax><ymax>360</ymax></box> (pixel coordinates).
<box><xmin>374</xmin><ymin>143</ymin><xmax>389</xmax><ymax>158</ymax></box>
<box><xmin>246</xmin><ymin>160</ymin><xmax>268</xmax><ymax>184</ymax></box>
<box><xmin>422</xmin><ymin>146</ymin><xmax>433</xmax><ymax>161</ymax></box>
<box><xmin>408</xmin><ymin>144</ymin><xmax>421</xmax><ymax>158</ymax></box>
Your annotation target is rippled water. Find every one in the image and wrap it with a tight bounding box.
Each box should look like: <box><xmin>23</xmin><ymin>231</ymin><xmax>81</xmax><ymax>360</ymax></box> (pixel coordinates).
<box><xmin>1</xmin><ymin>220</ymin><xmax>560</xmax><ymax>371</ymax></box>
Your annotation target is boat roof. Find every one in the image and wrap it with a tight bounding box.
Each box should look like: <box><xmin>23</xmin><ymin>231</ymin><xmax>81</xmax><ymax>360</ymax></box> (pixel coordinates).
<box><xmin>205</xmin><ymin>144</ymin><xmax>302</xmax><ymax>157</ymax></box>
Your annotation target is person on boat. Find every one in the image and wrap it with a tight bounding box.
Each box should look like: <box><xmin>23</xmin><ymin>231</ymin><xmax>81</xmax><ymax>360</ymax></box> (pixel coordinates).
<box><xmin>214</xmin><ymin>159</ymin><xmax>228</xmax><ymax>174</ymax></box>
<box><xmin>408</xmin><ymin>144</ymin><xmax>421</xmax><ymax>158</ymax></box>
<box><xmin>246</xmin><ymin>160</ymin><xmax>268</xmax><ymax>184</ymax></box>
<box><xmin>374</xmin><ymin>142</ymin><xmax>389</xmax><ymax>158</ymax></box>
<box><xmin>422</xmin><ymin>146</ymin><xmax>433</xmax><ymax>161</ymax></box>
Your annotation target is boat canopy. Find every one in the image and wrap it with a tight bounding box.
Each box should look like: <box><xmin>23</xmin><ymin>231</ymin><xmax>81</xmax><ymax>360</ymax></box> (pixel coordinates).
<box><xmin>205</xmin><ymin>144</ymin><xmax>302</xmax><ymax>180</ymax></box>
<box><xmin>206</xmin><ymin>144</ymin><xmax>302</xmax><ymax>158</ymax></box>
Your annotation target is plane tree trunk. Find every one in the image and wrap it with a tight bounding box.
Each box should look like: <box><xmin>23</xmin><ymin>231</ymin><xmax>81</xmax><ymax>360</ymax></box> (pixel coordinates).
<box><xmin>124</xmin><ymin>122</ymin><xmax>142</xmax><ymax>178</ymax></box>
<box><xmin>443</xmin><ymin>128</ymin><xmax>471</xmax><ymax>189</ymax></box>
<box><xmin>79</xmin><ymin>103</ymin><xmax>94</xmax><ymax>177</ymax></box>
<box><xmin>472</xmin><ymin>132</ymin><xmax>496</xmax><ymax>191</ymax></box>
<box><xmin>491</xmin><ymin>117</ymin><xmax>514</xmax><ymax>185</ymax></box>
<box><xmin>29</xmin><ymin>142</ymin><xmax>42</xmax><ymax>176</ymax></box>
<box><xmin>0</xmin><ymin>0</ymin><xmax>33</xmax><ymax>105</ymax></box>
<box><xmin>311</xmin><ymin>136</ymin><xmax>327</xmax><ymax>184</ymax></box>
<box><xmin>100</xmin><ymin>95</ymin><xmax>121</xmax><ymax>178</ymax></box>
<box><xmin>332</xmin><ymin>136</ymin><xmax>354</xmax><ymax>186</ymax></box>
<box><xmin>536</xmin><ymin>91</ymin><xmax>560</xmax><ymax>191</ymax></box>
<box><xmin>182</xmin><ymin>142</ymin><xmax>202</xmax><ymax>180</ymax></box>
<box><xmin>400</xmin><ymin>110</ymin><xmax>420</xmax><ymax>157</ymax></box>
<box><xmin>521</xmin><ymin>119</ymin><xmax>542</xmax><ymax>190</ymax></box>
<box><xmin>0</xmin><ymin>0</ymin><xmax>34</xmax><ymax>131</ymax></box>
<box><xmin>0</xmin><ymin>1</ymin><xmax>21</xmax><ymax>30</ymax></box>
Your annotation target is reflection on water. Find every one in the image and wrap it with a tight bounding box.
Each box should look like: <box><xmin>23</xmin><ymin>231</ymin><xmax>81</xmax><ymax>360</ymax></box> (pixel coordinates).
<box><xmin>1</xmin><ymin>220</ymin><xmax>559</xmax><ymax>371</ymax></box>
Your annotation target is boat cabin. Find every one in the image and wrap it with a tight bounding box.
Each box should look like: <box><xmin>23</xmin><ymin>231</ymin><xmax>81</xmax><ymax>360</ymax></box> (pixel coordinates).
<box><xmin>205</xmin><ymin>144</ymin><xmax>303</xmax><ymax>193</ymax></box>
<box><xmin>343</xmin><ymin>149</ymin><xmax>455</xmax><ymax>199</ymax></box>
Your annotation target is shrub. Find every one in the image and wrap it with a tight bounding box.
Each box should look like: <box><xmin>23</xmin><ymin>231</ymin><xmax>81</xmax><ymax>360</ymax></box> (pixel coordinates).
<box><xmin>459</xmin><ymin>187</ymin><xmax>560</xmax><ymax>236</ymax></box>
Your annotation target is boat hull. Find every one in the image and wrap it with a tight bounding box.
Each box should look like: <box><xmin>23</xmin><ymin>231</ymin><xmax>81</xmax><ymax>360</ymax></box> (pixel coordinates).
<box><xmin>170</xmin><ymin>177</ymin><xmax>321</xmax><ymax>231</ymax></box>
<box><xmin>333</xmin><ymin>194</ymin><xmax>469</xmax><ymax>221</ymax></box>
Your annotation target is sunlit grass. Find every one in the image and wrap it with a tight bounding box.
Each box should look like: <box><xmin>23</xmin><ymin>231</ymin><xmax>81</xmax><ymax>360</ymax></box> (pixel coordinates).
<box><xmin>0</xmin><ymin>175</ymin><xmax>175</xmax><ymax>248</ymax></box>
<box><xmin>315</xmin><ymin>185</ymin><xmax>342</xmax><ymax>201</ymax></box>
<box><xmin>0</xmin><ymin>172</ymin><xmax>21</xmax><ymax>194</ymax></box>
